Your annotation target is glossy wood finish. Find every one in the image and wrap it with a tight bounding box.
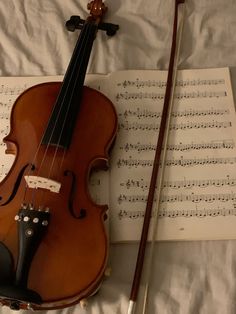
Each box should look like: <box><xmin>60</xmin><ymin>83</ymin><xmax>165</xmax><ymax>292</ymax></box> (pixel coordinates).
<box><xmin>0</xmin><ymin>82</ymin><xmax>117</xmax><ymax>309</ymax></box>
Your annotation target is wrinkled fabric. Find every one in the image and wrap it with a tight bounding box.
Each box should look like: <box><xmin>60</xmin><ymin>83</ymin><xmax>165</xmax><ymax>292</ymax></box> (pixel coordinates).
<box><xmin>0</xmin><ymin>0</ymin><xmax>236</xmax><ymax>313</ymax></box>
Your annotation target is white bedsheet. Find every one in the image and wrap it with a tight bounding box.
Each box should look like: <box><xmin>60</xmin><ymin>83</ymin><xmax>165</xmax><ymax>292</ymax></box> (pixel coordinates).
<box><xmin>1</xmin><ymin>0</ymin><xmax>236</xmax><ymax>313</ymax></box>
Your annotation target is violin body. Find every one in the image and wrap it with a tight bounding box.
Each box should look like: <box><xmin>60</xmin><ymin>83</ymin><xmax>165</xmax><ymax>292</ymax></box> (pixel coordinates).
<box><xmin>0</xmin><ymin>82</ymin><xmax>117</xmax><ymax>309</ymax></box>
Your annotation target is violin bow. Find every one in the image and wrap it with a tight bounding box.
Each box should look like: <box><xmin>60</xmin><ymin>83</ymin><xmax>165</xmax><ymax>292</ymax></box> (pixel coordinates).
<box><xmin>141</xmin><ymin>3</ymin><xmax>186</xmax><ymax>313</ymax></box>
<box><xmin>127</xmin><ymin>1</ymin><xmax>186</xmax><ymax>313</ymax></box>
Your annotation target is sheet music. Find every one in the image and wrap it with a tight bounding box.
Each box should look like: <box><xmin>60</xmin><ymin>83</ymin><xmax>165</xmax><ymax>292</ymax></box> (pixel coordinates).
<box><xmin>103</xmin><ymin>68</ymin><xmax>236</xmax><ymax>242</ymax></box>
<box><xmin>1</xmin><ymin>68</ymin><xmax>236</xmax><ymax>243</ymax></box>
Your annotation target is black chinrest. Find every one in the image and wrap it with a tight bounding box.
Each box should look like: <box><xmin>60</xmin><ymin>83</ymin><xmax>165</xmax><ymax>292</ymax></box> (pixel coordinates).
<box><xmin>0</xmin><ymin>242</ymin><xmax>42</xmax><ymax>310</ymax></box>
<box><xmin>0</xmin><ymin>242</ymin><xmax>14</xmax><ymax>283</ymax></box>
<box><xmin>0</xmin><ymin>285</ymin><xmax>42</xmax><ymax>309</ymax></box>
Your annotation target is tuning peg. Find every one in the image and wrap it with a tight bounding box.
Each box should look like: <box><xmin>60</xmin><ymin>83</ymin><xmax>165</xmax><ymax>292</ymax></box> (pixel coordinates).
<box><xmin>98</xmin><ymin>22</ymin><xmax>119</xmax><ymax>36</ymax></box>
<box><xmin>65</xmin><ymin>16</ymin><xmax>85</xmax><ymax>32</ymax></box>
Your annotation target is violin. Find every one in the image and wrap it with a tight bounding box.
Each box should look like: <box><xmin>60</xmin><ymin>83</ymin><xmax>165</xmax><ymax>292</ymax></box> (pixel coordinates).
<box><xmin>0</xmin><ymin>0</ymin><xmax>118</xmax><ymax>310</ymax></box>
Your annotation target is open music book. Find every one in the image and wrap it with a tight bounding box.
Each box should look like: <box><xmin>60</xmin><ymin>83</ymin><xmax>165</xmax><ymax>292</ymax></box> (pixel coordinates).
<box><xmin>0</xmin><ymin>67</ymin><xmax>236</xmax><ymax>242</ymax></box>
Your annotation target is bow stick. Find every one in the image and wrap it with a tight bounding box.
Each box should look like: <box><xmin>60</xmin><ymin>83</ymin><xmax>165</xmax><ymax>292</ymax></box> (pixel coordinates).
<box><xmin>141</xmin><ymin>3</ymin><xmax>186</xmax><ymax>314</ymax></box>
<box><xmin>127</xmin><ymin>1</ymin><xmax>185</xmax><ymax>313</ymax></box>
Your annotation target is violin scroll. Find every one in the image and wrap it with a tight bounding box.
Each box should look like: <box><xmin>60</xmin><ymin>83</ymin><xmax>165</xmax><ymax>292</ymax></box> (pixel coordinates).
<box><xmin>87</xmin><ymin>0</ymin><xmax>107</xmax><ymax>22</ymax></box>
<box><xmin>66</xmin><ymin>0</ymin><xmax>119</xmax><ymax>36</ymax></box>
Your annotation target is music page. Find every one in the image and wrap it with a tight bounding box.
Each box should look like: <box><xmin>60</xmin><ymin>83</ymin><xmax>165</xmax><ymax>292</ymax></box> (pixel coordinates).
<box><xmin>0</xmin><ymin>68</ymin><xmax>236</xmax><ymax>243</ymax></box>
<box><xmin>103</xmin><ymin>68</ymin><xmax>236</xmax><ymax>242</ymax></box>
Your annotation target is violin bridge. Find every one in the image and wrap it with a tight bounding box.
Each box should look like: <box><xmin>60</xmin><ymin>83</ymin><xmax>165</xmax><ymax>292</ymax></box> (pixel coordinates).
<box><xmin>24</xmin><ymin>175</ymin><xmax>61</xmax><ymax>193</ymax></box>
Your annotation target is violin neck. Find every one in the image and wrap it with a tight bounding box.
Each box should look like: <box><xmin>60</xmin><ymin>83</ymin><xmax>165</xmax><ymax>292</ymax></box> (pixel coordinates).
<box><xmin>63</xmin><ymin>20</ymin><xmax>98</xmax><ymax>95</ymax></box>
<box><xmin>42</xmin><ymin>20</ymin><xmax>98</xmax><ymax>149</ymax></box>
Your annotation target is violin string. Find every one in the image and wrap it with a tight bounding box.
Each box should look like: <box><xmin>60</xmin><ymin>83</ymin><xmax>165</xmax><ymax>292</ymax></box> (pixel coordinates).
<box><xmin>140</xmin><ymin>3</ymin><xmax>186</xmax><ymax>314</ymax></box>
<box><xmin>23</xmin><ymin>21</ymin><xmax>93</xmax><ymax>208</ymax></box>
<box><xmin>31</xmin><ymin>22</ymin><xmax>93</xmax><ymax>206</ymax></box>
<box><xmin>48</xmin><ymin>21</ymin><xmax>98</xmax><ymax>173</ymax></box>
<box><xmin>45</xmin><ymin>22</ymin><xmax>96</xmax><ymax>186</ymax></box>
<box><xmin>35</xmin><ymin>21</ymin><xmax>98</xmax><ymax>208</ymax></box>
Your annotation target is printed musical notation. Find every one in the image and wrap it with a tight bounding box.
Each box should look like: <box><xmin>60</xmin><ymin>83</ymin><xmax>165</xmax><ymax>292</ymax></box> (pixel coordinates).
<box><xmin>118</xmin><ymin>206</ymin><xmax>236</xmax><ymax>220</ymax></box>
<box><xmin>120</xmin><ymin>176</ymin><xmax>236</xmax><ymax>191</ymax></box>
<box><xmin>118</xmin><ymin>192</ymin><xmax>236</xmax><ymax>204</ymax></box>
<box><xmin>0</xmin><ymin>84</ymin><xmax>28</xmax><ymax>96</ymax></box>
<box><xmin>115</xmin><ymin>90</ymin><xmax>227</xmax><ymax>101</ymax></box>
<box><xmin>119</xmin><ymin>108</ymin><xmax>230</xmax><ymax>120</ymax></box>
<box><xmin>0</xmin><ymin>112</ymin><xmax>10</xmax><ymax>120</ymax></box>
<box><xmin>0</xmin><ymin>126</ymin><xmax>9</xmax><ymax>136</ymax></box>
<box><xmin>119</xmin><ymin>139</ymin><xmax>235</xmax><ymax>153</ymax></box>
<box><xmin>117</xmin><ymin>78</ymin><xmax>225</xmax><ymax>89</ymax></box>
<box><xmin>117</xmin><ymin>156</ymin><xmax>236</xmax><ymax>169</ymax></box>
<box><xmin>0</xmin><ymin>164</ymin><xmax>12</xmax><ymax>180</ymax></box>
<box><xmin>118</xmin><ymin>120</ymin><xmax>232</xmax><ymax>132</ymax></box>
<box><xmin>108</xmin><ymin>68</ymin><xmax>236</xmax><ymax>242</ymax></box>
<box><xmin>0</xmin><ymin>101</ymin><xmax>12</xmax><ymax>112</ymax></box>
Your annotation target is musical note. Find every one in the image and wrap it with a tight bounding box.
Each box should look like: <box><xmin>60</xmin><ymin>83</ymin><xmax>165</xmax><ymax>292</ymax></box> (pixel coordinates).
<box><xmin>118</xmin><ymin>207</ymin><xmax>236</xmax><ymax>220</ymax></box>
<box><xmin>166</xmin><ymin>139</ymin><xmax>235</xmax><ymax>151</ymax></box>
<box><xmin>0</xmin><ymin>125</ymin><xmax>9</xmax><ymax>136</ymax></box>
<box><xmin>120</xmin><ymin>176</ymin><xmax>236</xmax><ymax>191</ymax></box>
<box><xmin>119</xmin><ymin>108</ymin><xmax>162</xmax><ymax>120</ymax></box>
<box><xmin>118</xmin><ymin>192</ymin><xmax>236</xmax><ymax>204</ymax></box>
<box><xmin>119</xmin><ymin>140</ymin><xmax>235</xmax><ymax>153</ymax></box>
<box><xmin>0</xmin><ymin>84</ymin><xmax>28</xmax><ymax>96</ymax></box>
<box><xmin>171</xmin><ymin>108</ymin><xmax>229</xmax><ymax>118</ymax></box>
<box><xmin>117</xmin><ymin>156</ymin><xmax>236</xmax><ymax>168</ymax></box>
<box><xmin>119</xmin><ymin>108</ymin><xmax>229</xmax><ymax>120</ymax></box>
<box><xmin>176</xmin><ymin>78</ymin><xmax>225</xmax><ymax>87</ymax></box>
<box><xmin>0</xmin><ymin>164</ymin><xmax>11</xmax><ymax>178</ymax></box>
<box><xmin>163</xmin><ymin>176</ymin><xmax>236</xmax><ymax>189</ymax></box>
<box><xmin>0</xmin><ymin>101</ymin><xmax>13</xmax><ymax>111</ymax></box>
<box><xmin>117</xmin><ymin>78</ymin><xmax>225</xmax><ymax>89</ymax></box>
<box><xmin>118</xmin><ymin>121</ymin><xmax>232</xmax><ymax>132</ymax></box>
<box><xmin>106</xmin><ymin>68</ymin><xmax>236</xmax><ymax>242</ymax></box>
<box><xmin>165</xmin><ymin>156</ymin><xmax>236</xmax><ymax>167</ymax></box>
<box><xmin>116</xmin><ymin>90</ymin><xmax>227</xmax><ymax>101</ymax></box>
